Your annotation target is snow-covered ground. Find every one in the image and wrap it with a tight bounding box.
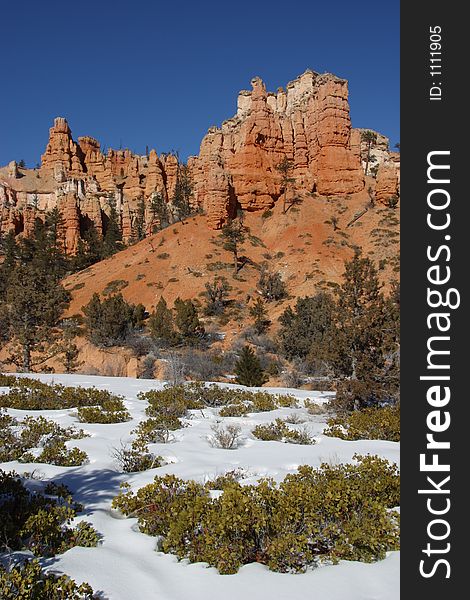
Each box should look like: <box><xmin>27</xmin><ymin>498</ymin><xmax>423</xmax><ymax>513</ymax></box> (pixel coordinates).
<box><xmin>1</xmin><ymin>374</ymin><xmax>400</xmax><ymax>600</ymax></box>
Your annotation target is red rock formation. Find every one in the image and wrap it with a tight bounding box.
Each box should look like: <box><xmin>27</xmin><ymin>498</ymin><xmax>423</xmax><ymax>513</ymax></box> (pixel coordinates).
<box><xmin>59</xmin><ymin>193</ymin><xmax>81</xmax><ymax>254</ymax></box>
<box><xmin>40</xmin><ymin>117</ymin><xmax>85</xmax><ymax>178</ymax></box>
<box><xmin>190</xmin><ymin>71</ymin><xmax>365</xmax><ymax>227</ymax></box>
<box><xmin>375</xmin><ymin>162</ymin><xmax>399</xmax><ymax>205</ymax></box>
<box><xmin>1</xmin><ymin>69</ymin><xmax>397</xmax><ymax>247</ymax></box>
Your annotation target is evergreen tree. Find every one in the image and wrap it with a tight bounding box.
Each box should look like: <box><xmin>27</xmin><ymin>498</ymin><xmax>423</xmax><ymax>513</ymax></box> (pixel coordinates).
<box><xmin>278</xmin><ymin>292</ymin><xmax>335</xmax><ymax>362</ymax></box>
<box><xmin>149</xmin><ymin>192</ymin><xmax>170</xmax><ymax>231</ymax></box>
<box><xmin>172</xmin><ymin>163</ymin><xmax>193</xmax><ymax>222</ymax></box>
<box><xmin>258</xmin><ymin>267</ymin><xmax>287</xmax><ymax>302</ymax></box>
<box><xmin>0</xmin><ymin>232</ymin><xmax>18</xmax><ymax>300</ymax></box>
<box><xmin>4</xmin><ymin>263</ymin><xmax>70</xmax><ymax>371</ymax></box>
<box><xmin>102</xmin><ymin>202</ymin><xmax>123</xmax><ymax>258</ymax></box>
<box><xmin>234</xmin><ymin>345</ymin><xmax>267</xmax><ymax>387</ymax></box>
<box><xmin>82</xmin><ymin>293</ymin><xmax>139</xmax><ymax>347</ymax></box>
<box><xmin>57</xmin><ymin>320</ymin><xmax>83</xmax><ymax>373</ymax></box>
<box><xmin>249</xmin><ymin>297</ymin><xmax>271</xmax><ymax>334</ymax></box>
<box><xmin>203</xmin><ymin>277</ymin><xmax>230</xmax><ymax>315</ymax></box>
<box><xmin>332</xmin><ymin>253</ymin><xmax>385</xmax><ymax>379</ymax></box>
<box><xmin>275</xmin><ymin>156</ymin><xmax>295</xmax><ymax>213</ymax></box>
<box><xmin>148</xmin><ymin>297</ymin><xmax>178</xmax><ymax>345</ymax></box>
<box><xmin>132</xmin><ymin>197</ymin><xmax>146</xmax><ymax>242</ymax></box>
<box><xmin>220</xmin><ymin>215</ymin><xmax>247</xmax><ymax>275</ymax></box>
<box><xmin>328</xmin><ymin>253</ymin><xmax>399</xmax><ymax>410</ymax></box>
<box><xmin>361</xmin><ymin>130</ymin><xmax>377</xmax><ymax>176</ymax></box>
<box><xmin>174</xmin><ymin>298</ymin><xmax>205</xmax><ymax>344</ymax></box>
<box><xmin>72</xmin><ymin>224</ymin><xmax>104</xmax><ymax>270</ymax></box>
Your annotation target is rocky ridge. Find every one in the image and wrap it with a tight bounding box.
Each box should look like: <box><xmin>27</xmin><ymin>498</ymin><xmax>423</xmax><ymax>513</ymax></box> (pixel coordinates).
<box><xmin>0</xmin><ymin>70</ymin><xmax>400</xmax><ymax>251</ymax></box>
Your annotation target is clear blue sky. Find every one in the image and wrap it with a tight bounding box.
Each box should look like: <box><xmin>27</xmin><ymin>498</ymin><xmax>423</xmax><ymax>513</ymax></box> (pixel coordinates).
<box><xmin>0</xmin><ymin>0</ymin><xmax>399</xmax><ymax>167</ymax></box>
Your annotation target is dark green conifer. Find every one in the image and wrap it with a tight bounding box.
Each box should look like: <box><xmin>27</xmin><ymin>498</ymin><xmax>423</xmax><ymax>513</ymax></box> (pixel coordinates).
<box><xmin>148</xmin><ymin>297</ymin><xmax>177</xmax><ymax>345</ymax></box>
<box><xmin>234</xmin><ymin>345</ymin><xmax>267</xmax><ymax>387</ymax></box>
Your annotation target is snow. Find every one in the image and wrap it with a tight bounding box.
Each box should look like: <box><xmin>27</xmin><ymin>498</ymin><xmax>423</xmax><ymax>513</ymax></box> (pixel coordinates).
<box><xmin>1</xmin><ymin>374</ymin><xmax>399</xmax><ymax>599</ymax></box>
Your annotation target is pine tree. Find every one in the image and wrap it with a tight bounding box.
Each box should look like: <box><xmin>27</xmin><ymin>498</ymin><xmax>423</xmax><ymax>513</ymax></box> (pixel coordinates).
<box><xmin>361</xmin><ymin>130</ymin><xmax>377</xmax><ymax>176</ymax></box>
<box><xmin>234</xmin><ymin>345</ymin><xmax>267</xmax><ymax>387</ymax></box>
<box><xmin>132</xmin><ymin>197</ymin><xmax>146</xmax><ymax>242</ymax></box>
<box><xmin>275</xmin><ymin>156</ymin><xmax>295</xmax><ymax>213</ymax></box>
<box><xmin>57</xmin><ymin>319</ymin><xmax>83</xmax><ymax>373</ymax></box>
<box><xmin>102</xmin><ymin>202</ymin><xmax>123</xmax><ymax>258</ymax></box>
<box><xmin>5</xmin><ymin>263</ymin><xmax>70</xmax><ymax>371</ymax></box>
<box><xmin>172</xmin><ymin>163</ymin><xmax>193</xmax><ymax>222</ymax></box>
<box><xmin>332</xmin><ymin>253</ymin><xmax>385</xmax><ymax>378</ymax></box>
<box><xmin>149</xmin><ymin>192</ymin><xmax>170</xmax><ymax>232</ymax></box>
<box><xmin>82</xmin><ymin>293</ymin><xmax>138</xmax><ymax>347</ymax></box>
<box><xmin>249</xmin><ymin>298</ymin><xmax>271</xmax><ymax>334</ymax></box>
<box><xmin>0</xmin><ymin>232</ymin><xmax>18</xmax><ymax>300</ymax></box>
<box><xmin>220</xmin><ymin>215</ymin><xmax>247</xmax><ymax>275</ymax></box>
<box><xmin>279</xmin><ymin>292</ymin><xmax>334</xmax><ymax>362</ymax></box>
<box><xmin>328</xmin><ymin>253</ymin><xmax>399</xmax><ymax>410</ymax></box>
<box><xmin>203</xmin><ymin>278</ymin><xmax>230</xmax><ymax>315</ymax></box>
<box><xmin>258</xmin><ymin>267</ymin><xmax>287</xmax><ymax>302</ymax></box>
<box><xmin>174</xmin><ymin>298</ymin><xmax>205</xmax><ymax>344</ymax></box>
<box><xmin>148</xmin><ymin>297</ymin><xmax>177</xmax><ymax>345</ymax></box>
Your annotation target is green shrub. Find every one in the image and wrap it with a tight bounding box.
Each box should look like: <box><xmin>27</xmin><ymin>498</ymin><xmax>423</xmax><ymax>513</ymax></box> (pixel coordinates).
<box><xmin>112</xmin><ymin>455</ymin><xmax>399</xmax><ymax>574</ymax></box>
<box><xmin>82</xmin><ymin>292</ymin><xmax>144</xmax><ymax>347</ymax></box>
<box><xmin>275</xmin><ymin>393</ymin><xmax>298</xmax><ymax>408</ymax></box>
<box><xmin>324</xmin><ymin>403</ymin><xmax>400</xmax><ymax>441</ymax></box>
<box><xmin>102</xmin><ymin>279</ymin><xmax>128</xmax><ymax>295</ymax></box>
<box><xmin>77</xmin><ymin>404</ymin><xmax>130</xmax><ymax>424</ymax></box>
<box><xmin>0</xmin><ymin>373</ymin><xmax>20</xmax><ymax>387</ymax></box>
<box><xmin>252</xmin><ymin>419</ymin><xmax>315</xmax><ymax>445</ymax></box>
<box><xmin>112</xmin><ymin>439</ymin><xmax>163</xmax><ymax>472</ymax></box>
<box><xmin>0</xmin><ymin>382</ymin><xmax>127</xmax><ymax>411</ymax></box>
<box><xmin>20</xmin><ymin>415</ymin><xmax>87</xmax><ymax>446</ymax></box>
<box><xmin>139</xmin><ymin>384</ymin><xmax>296</xmax><ymax>419</ymax></box>
<box><xmin>140</xmin><ymin>385</ymin><xmax>197</xmax><ymax>420</ymax></box>
<box><xmin>30</xmin><ymin>440</ymin><xmax>89</xmax><ymax>467</ymax></box>
<box><xmin>0</xmin><ymin>560</ymin><xmax>96</xmax><ymax>599</ymax></box>
<box><xmin>0</xmin><ymin>470</ymin><xmax>99</xmax><ymax>557</ymax></box>
<box><xmin>234</xmin><ymin>346</ymin><xmax>268</xmax><ymax>387</ymax></box>
<box><xmin>252</xmin><ymin>419</ymin><xmax>285</xmax><ymax>441</ymax></box>
<box><xmin>304</xmin><ymin>399</ymin><xmax>328</xmax><ymax>415</ymax></box>
<box><xmin>1</xmin><ymin>411</ymin><xmax>89</xmax><ymax>464</ymax></box>
<box><xmin>283</xmin><ymin>427</ymin><xmax>315</xmax><ymax>445</ymax></box>
<box><xmin>205</xmin><ymin>468</ymin><xmax>247</xmax><ymax>490</ymax></box>
<box><xmin>219</xmin><ymin>403</ymin><xmax>249</xmax><ymax>417</ymax></box>
<box><xmin>133</xmin><ymin>416</ymin><xmax>181</xmax><ymax>443</ymax></box>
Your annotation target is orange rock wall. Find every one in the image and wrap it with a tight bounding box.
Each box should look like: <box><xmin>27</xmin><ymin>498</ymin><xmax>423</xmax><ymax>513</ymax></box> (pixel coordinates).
<box><xmin>1</xmin><ymin>70</ymin><xmax>399</xmax><ymax>247</ymax></box>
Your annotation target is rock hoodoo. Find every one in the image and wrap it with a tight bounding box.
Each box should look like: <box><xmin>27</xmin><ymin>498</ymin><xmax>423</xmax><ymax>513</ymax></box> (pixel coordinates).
<box><xmin>0</xmin><ymin>70</ymin><xmax>399</xmax><ymax>249</ymax></box>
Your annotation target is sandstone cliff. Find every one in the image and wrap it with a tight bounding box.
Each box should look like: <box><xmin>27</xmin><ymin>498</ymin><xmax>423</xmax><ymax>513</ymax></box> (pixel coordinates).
<box><xmin>0</xmin><ymin>70</ymin><xmax>400</xmax><ymax>249</ymax></box>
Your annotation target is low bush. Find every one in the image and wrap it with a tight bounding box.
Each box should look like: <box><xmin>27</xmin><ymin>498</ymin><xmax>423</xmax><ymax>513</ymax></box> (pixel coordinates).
<box><xmin>331</xmin><ymin>377</ymin><xmax>400</xmax><ymax>413</ymax></box>
<box><xmin>205</xmin><ymin>468</ymin><xmax>248</xmax><ymax>490</ymax></box>
<box><xmin>0</xmin><ymin>470</ymin><xmax>99</xmax><ymax>557</ymax></box>
<box><xmin>112</xmin><ymin>439</ymin><xmax>163</xmax><ymax>473</ymax></box>
<box><xmin>77</xmin><ymin>400</ymin><xmax>130</xmax><ymax>424</ymax></box>
<box><xmin>252</xmin><ymin>419</ymin><xmax>315</xmax><ymax>445</ymax></box>
<box><xmin>140</xmin><ymin>385</ymin><xmax>199</xmax><ymax>420</ymax></box>
<box><xmin>139</xmin><ymin>384</ymin><xmax>297</xmax><ymax>420</ymax></box>
<box><xmin>24</xmin><ymin>440</ymin><xmax>89</xmax><ymax>467</ymax></box>
<box><xmin>304</xmin><ymin>399</ymin><xmax>328</xmax><ymax>415</ymax></box>
<box><xmin>0</xmin><ymin>560</ymin><xmax>96</xmax><ymax>599</ymax></box>
<box><xmin>0</xmin><ymin>373</ymin><xmax>21</xmax><ymax>387</ymax></box>
<box><xmin>219</xmin><ymin>403</ymin><xmax>249</xmax><ymax>417</ymax></box>
<box><xmin>209</xmin><ymin>423</ymin><xmax>242</xmax><ymax>449</ymax></box>
<box><xmin>112</xmin><ymin>455</ymin><xmax>400</xmax><ymax>574</ymax></box>
<box><xmin>324</xmin><ymin>404</ymin><xmax>400</xmax><ymax>441</ymax></box>
<box><xmin>1</xmin><ymin>411</ymin><xmax>89</xmax><ymax>465</ymax></box>
<box><xmin>0</xmin><ymin>382</ymin><xmax>128</xmax><ymax>412</ymax></box>
<box><xmin>133</xmin><ymin>416</ymin><xmax>179</xmax><ymax>443</ymax></box>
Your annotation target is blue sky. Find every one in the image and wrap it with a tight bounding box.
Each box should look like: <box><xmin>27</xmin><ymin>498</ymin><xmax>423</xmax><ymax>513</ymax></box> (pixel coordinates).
<box><xmin>0</xmin><ymin>0</ymin><xmax>399</xmax><ymax>167</ymax></box>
